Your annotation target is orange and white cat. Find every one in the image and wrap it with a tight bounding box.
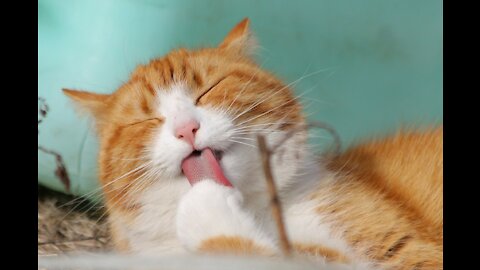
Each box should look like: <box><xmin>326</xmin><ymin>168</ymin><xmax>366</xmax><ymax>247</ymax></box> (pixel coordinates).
<box><xmin>64</xmin><ymin>18</ymin><xmax>442</xmax><ymax>270</ymax></box>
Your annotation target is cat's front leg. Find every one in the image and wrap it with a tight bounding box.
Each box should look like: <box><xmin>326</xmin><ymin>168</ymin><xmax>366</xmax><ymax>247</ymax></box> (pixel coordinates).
<box><xmin>176</xmin><ymin>179</ymin><xmax>277</xmax><ymax>255</ymax></box>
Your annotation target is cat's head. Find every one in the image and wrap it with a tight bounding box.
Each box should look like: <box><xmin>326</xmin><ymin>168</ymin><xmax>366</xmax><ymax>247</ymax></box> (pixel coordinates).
<box><xmin>64</xmin><ymin>18</ymin><xmax>309</xmax><ymax>209</ymax></box>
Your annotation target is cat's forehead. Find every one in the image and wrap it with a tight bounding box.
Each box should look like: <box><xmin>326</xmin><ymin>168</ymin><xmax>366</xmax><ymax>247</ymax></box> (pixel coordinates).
<box><xmin>132</xmin><ymin>48</ymin><xmax>253</xmax><ymax>82</ymax></box>
<box><xmin>115</xmin><ymin>48</ymin><xmax>259</xmax><ymax>104</ymax></box>
<box><xmin>123</xmin><ymin>50</ymin><xmax>229</xmax><ymax>97</ymax></box>
<box><xmin>155</xmin><ymin>82</ymin><xmax>194</xmax><ymax>108</ymax></box>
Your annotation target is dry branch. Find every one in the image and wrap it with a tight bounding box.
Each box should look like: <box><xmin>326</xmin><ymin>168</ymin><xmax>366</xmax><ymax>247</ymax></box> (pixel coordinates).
<box><xmin>257</xmin><ymin>135</ymin><xmax>292</xmax><ymax>257</ymax></box>
<box><xmin>256</xmin><ymin>121</ymin><xmax>341</xmax><ymax>257</ymax></box>
<box><xmin>38</xmin><ymin>96</ymin><xmax>71</xmax><ymax>193</ymax></box>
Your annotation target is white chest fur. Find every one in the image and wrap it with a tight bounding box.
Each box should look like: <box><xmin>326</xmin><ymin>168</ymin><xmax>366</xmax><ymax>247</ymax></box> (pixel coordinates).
<box><xmin>127</xmin><ymin>179</ymin><xmax>190</xmax><ymax>255</ymax></box>
<box><xmin>125</xmin><ymin>175</ymin><xmax>351</xmax><ymax>260</ymax></box>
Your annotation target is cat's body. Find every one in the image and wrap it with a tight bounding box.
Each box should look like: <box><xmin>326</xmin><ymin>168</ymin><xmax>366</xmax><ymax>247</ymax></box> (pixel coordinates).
<box><xmin>64</xmin><ymin>19</ymin><xmax>442</xmax><ymax>270</ymax></box>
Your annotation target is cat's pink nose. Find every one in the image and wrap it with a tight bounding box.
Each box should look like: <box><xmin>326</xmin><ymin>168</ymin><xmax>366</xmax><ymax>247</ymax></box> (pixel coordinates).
<box><xmin>175</xmin><ymin>120</ymin><xmax>200</xmax><ymax>146</ymax></box>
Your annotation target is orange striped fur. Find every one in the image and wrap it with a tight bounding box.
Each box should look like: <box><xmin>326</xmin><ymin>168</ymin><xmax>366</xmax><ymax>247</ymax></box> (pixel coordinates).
<box><xmin>198</xmin><ymin>236</ymin><xmax>274</xmax><ymax>256</ymax></box>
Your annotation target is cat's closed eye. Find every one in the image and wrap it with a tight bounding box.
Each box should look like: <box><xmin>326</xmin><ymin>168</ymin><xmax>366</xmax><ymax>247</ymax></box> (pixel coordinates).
<box><xmin>195</xmin><ymin>77</ymin><xmax>228</xmax><ymax>105</ymax></box>
<box><xmin>125</xmin><ymin>117</ymin><xmax>164</xmax><ymax>127</ymax></box>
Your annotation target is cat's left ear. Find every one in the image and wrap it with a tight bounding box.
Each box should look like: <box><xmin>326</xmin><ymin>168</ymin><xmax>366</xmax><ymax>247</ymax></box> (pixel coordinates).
<box><xmin>219</xmin><ymin>18</ymin><xmax>257</xmax><ymax>57</ymax></box>
<box><xmin>62</xmin><ymin>88</ymin><xmax>110</xmax><ymax>120</ymax></box>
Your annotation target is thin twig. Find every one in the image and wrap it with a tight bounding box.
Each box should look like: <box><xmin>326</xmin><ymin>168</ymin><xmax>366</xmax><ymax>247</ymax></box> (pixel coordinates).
<box><xmin>38</xmin><ymin>97</ymin><xmax>72</xmax><ymax>193</ymax></box>
<box><xmin>257</xmin><ymin>135</ymin><xmax>292</xmax><ymax>257</ymax></box>
<box><xmin>38</xmin><ymin>146</ymin><xmax>71</xmax><ymax>193</ymax></box>
<box><xmin>256</xmin><ymin>121</ymin><xmax>341</xmax><ymax>257</ymax></box>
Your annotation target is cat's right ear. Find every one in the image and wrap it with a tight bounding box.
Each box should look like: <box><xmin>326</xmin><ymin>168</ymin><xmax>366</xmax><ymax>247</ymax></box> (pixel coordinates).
<box><xmin>63</xmin><ymin>88</ymin><xmax>110</xmax><ymax>119</ymax></box>
<box><xmin>219</xmin><ymin>18</ymin><xmax>257</xmax><ymax>57</ymax></box>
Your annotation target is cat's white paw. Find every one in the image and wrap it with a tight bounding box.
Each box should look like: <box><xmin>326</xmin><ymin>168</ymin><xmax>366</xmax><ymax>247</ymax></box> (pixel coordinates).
<box><xmin>176</xmin><ymin>180</ymin><xmax>274</xmax><ymax>251</ymax></box>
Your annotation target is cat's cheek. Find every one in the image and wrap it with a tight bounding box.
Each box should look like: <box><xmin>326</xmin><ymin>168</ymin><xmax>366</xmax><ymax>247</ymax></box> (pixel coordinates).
<box><xmin>175</xmin><ymin>180</ymin><xmax>273</xmax><ymax>251</ymax></box>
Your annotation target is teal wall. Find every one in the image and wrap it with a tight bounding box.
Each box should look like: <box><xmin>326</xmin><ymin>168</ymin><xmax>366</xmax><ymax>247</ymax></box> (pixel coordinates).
<box><xmin>38</xmin><ymin>0</ymin><xmax>443</xmax><ymax>197</ymax></box>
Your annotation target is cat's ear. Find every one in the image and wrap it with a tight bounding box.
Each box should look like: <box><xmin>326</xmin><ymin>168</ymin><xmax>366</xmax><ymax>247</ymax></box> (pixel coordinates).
<box><xmin>219</xmin><ymin>18</ymin><xmax>257</xmax><ymax>56</ymax></box>
<box><xmin>63</xmin><ymin>88</ymin><xmax>110</xmax><ymax>119</ymax></box>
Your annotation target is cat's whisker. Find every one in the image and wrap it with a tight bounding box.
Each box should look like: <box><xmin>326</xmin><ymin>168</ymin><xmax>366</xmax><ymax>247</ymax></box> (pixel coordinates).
<box><xmin>92</xmin><ymin>166</ymin><xmax>158</xmax><ymax>224</ymax></box>
<box><xmin>225</xmin><ymin>59</ymin><xmax>268</xmax><ymax>115</ymax></box>
<box><xmin>120</xmin><ymin>165</ymin><xmax>158</xmax><ymax>195</ymax></box>
<box><xmin>238</xmin><ymin>99</ymin><xmax>311</xmax><ymax>132</ymax></box>
<box><xmin>233</xmin><ymin>127</ymin><xmax>275</xmax><ymax>132</ymax></box>
<box><xmin>230</xmin><ymin>126</ymin><xmax>275</xmax><ymax>134</ymax></box>
<box><xmin>57</xmin><ymin>161</ymin><xmax>152</xmax><ymax>217</ymax></box>
<box><xmin>233</xmin><ymin>122</ymin><xmax>287</xmax><ymax>129</ymax></box>
<box><xmin>232</xmin><ymin>128</ymin><xmax>288</xmax><ymax>137</ymax></box>
<box><xmin>228</xmin><ymin>139</ymin><xmax>257</xmax><ymax>148</ymax></box>
<box><xmin>58</xmin><ymin>159</ymin><xmax>152</xmax><ymax>219</ymax></box>
<box><xmin>73</xmin><ymin>166</ymin><xmax>153</xmax><ymax>219</ymax></box>
<box><xmin>236</xmin><ymin>100</ymin><xmax>297</xmax><ymax>128</ymax></box>
<box><xmin>232</xmin><ymin>131</ymin><xmax>283</xmax><ymax>136</ymax></box>
<box><xmin>235</xmin><ymin>82</ymin><xmax>319</xmax><ymax>128</ymax></box>
<box><xmin>231</xmin><ymin>122</ymin><xmax>297</xmax><ymax>133</ymax></box>
<box><xmin>231</xmin><ymin>123</ymin><xmax>282</xmax><ymax>130</ymax></box>
<box><xmin>229</xmin><ymin>77</ymin><xmax>295</xmax><ymax>123</ymax></box>
<box><xmin>231</xmin><ymin>126</ymin><xmax>294</xmax><ymax>138</ymax></box>
<box><xmin>232</xmin><ymin>117</ymin><xmax>303</xmax><ymax>129</ymax></box>
<box><xmin>111</xmin><ymin>168</ymin><xmax>163</xmax><ymax>218</ymax></box>
<box><xmin>231</xmin><ymin>67</ymin><xmax>332</xmax><ymax>123</ymax></box>
<box><xmin>230</xmin><ymin>136</ymin><xmax>256</xmax><ymax>141</ymax></box>
<box><xmin>121</xmin><ymin>171</ymin><xmax>159</xmax><ymax>209</ymax></box>
<box><xmin>228</xmin><ymin>65</ymin><xmax>322</xmax><ymax>121</ymax></box>
<box><xmin>230</xmin><ymin>75</ymin><xmax>324</xmax><ymax>137</ymax></box>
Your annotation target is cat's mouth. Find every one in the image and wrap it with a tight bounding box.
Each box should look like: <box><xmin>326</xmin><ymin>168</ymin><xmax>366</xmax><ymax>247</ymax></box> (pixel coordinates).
<box><xmin>190</xmin><ymin>149</ymin><xmax>224</xmax><ymax>161</ymax></box>
<box><xmin>181</xmin><ymin>148</ymin><xmax>232</xmax><ymax>187</ymax></box>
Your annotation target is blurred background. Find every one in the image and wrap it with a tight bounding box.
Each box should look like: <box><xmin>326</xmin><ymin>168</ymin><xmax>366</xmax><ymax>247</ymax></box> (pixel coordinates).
<box><xmin>38</xmin><ymin>0</ymin><xmax>443</xmax><ymax>197</ymax></box>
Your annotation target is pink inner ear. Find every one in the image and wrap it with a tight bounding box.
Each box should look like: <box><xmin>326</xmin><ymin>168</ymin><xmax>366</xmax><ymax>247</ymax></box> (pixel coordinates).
<box><xmin>182</xmin><ymin>148</ymin><xmax>233</xmax><ymax>187</ymax></box>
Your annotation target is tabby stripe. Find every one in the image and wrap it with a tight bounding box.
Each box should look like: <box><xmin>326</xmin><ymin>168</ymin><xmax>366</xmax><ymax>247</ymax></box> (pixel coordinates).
<box><xmin>383</xmin><ymin>235</ymin><xmax>412</xmax><ymax>259</ymax></box>
<box><xmin>165</xmin><ymin>57</ymin><xmax>174</xmax><ymax>82</ymax></box>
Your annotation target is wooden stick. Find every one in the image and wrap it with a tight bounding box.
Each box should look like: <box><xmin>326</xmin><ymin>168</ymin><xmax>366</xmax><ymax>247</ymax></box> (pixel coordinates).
<box><xmin>257</xmin><ymin>135</ymin><xmax>292</xmax><ymax>257</ymax></box>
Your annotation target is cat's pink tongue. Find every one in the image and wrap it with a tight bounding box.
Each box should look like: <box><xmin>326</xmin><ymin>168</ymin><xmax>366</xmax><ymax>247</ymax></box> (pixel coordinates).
<box><xmin>181</xmin><ymin>148</ymin><xmax>232</xmax><ymax>187</ymax></box>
